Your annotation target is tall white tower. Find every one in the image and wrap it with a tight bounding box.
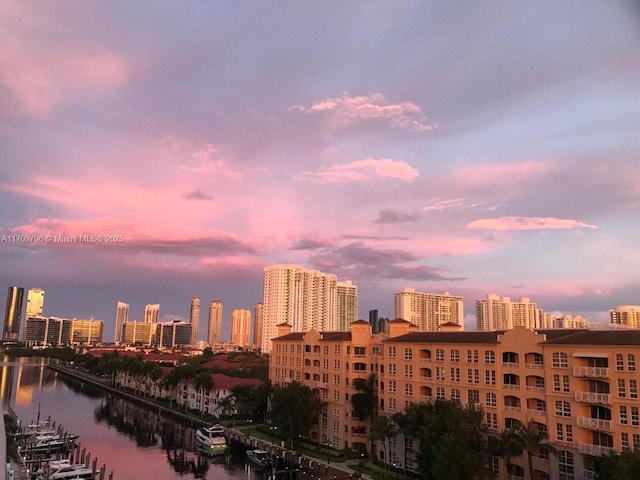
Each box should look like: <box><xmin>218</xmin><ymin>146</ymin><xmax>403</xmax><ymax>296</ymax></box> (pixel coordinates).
<box><xmin>190</xmin><ymin>296</ymin><xmax>200</xmax><ymax>345</ymax></box>
<box><xmin>115</xmin><ymin>301</ymin><xmax>129</xmax><ymax>343</ymax></box>
<box><xmin>26</xmin><ymin>288</ymin><xmax>45</xmax><ymax>317</ymax></box>
<box><xmin>395</xmin><ymin>288</ymin><xmax>464</xmax><ymax>331</ymax></box>
<box><xmin>208</xmin><ymin>300</ymin><xmax>223</xmax><ymax>345</ymax></box>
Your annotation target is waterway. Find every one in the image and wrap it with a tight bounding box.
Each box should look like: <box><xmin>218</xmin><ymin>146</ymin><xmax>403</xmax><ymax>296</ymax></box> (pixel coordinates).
<box><xmin>1</xmin><ymin>357</ymin><xmax>267</xmax><ymax>480</ymax></box>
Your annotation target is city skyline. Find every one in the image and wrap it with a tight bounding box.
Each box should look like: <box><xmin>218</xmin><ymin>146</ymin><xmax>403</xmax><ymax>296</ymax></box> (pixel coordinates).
<box><xmin>1</xmin><ymin>2</ymin><xmax>638</xmax><ymax>335</ymax></box>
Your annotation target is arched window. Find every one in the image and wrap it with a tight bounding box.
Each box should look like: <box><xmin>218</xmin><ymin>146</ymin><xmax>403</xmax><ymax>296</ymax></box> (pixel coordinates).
<box><xmin>450</xmin><ymin>349</ymin><xmax>460</xmax><ymax>363</ymax></box>
<box><xmin>628</xmin><ymin>354</ymin><xmax>636</xmax><ymax>372</ymax></box>
<box><xmin>558</xmin><ymin>450</ymin><xmax>575</xmax><ymax>480</ymax></box>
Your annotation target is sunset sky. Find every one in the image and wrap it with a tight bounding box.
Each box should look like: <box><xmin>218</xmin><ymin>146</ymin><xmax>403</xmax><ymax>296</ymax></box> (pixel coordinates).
<box><xmin>1</xmin><ymin>1</ymin><xmax>639</xmax><ymax>341</ymax></box>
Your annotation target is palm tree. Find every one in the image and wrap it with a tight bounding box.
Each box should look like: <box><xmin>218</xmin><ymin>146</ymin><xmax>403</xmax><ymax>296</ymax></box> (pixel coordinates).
<box><xmin>498</xmin><ymin>420</ymin><xmax>556</xmax><ymax>479</ymax></box>
<box><xmin>194</xmin><ymin>372</ymin><xmax>215</xmax><ymax>416</ymax></box>
<box><xmin>351</xmin><ymin>373</ymin><xmax>377</xmax><ymax>457</ymax></box>
<box><xmin>369</xmin><ymin>415</ymin><xmax>398</xmax><ymax>477</ymax></box>
<box><xmin>217</xmin><ymin>395</ymin><xmax>236</xmax><ymax>418</ymax></box>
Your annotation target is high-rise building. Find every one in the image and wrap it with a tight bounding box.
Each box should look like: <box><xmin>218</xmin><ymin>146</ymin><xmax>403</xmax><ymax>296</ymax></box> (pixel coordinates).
<box><xmin>25</xmin><ymin>288</ymin><xmax>45</xmax><ymax>317</ymax></box>
<box><xmin>208</xmin><ymin>300</ymin><xmax>223</xmax><ymax>345</ymax></box>
<box><xmin>231</xmin><ymin>309</ymin><xmax>251</xmax><ymax>346</ymax></box>
<box><xmin>263</xmin><ymin>264</ymin><xmax>349</xmax><ymax>353</ymax></box>
<box><xmin>190</xmin><ymin>296</ymin><xmax>200</xmax><ymax>345</ymax></box>
<box><xmin>115</xmin><ymin>301</ymin><xmax>129</xmax><ymax>343</ymax></box>
<box><xmin>610</xmin><ymin>305</ymin><xmax>640</xmax><ymax>328</ymax></box>
<box><xmin>476</xmin><ymin>294</ymin><xmax>537</xmax><ymax>330</ymax></box>
<box><xmin>24</xmin><ymin>316</ymin><xmax>103</xmax><ymax>345</ymax></box>
<box><xmin>394</xmin><ymin>288</ymin><xmax>464</xmax><ymax>331</ymax></box>
<box><xmin>336</xmin><ymin>280</ymin><xmax>359</xmax><ymax>330</ymax></box>
<box><xmin>143</xmin><ymin>304</ymin><xmax>159</xmax><ymax>324</ymax></box>
<box><xmin>253</xmin><ymin>302</ymin><xmax>263</xmax><ymax>347</ymax></box>
<box><xmin>3</xmin><ymin>286</ymin><xmax>24</xmax><ymax>342</ymax></box>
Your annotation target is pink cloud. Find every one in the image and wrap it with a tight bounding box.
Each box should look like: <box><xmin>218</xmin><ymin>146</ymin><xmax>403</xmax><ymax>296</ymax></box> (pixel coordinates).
<box><xmin>296</xmin><ymin>157</ymin><xmax>419</xmax><ymax>183</ymax></box>
<box><xmin>289</xmin><ymin>93</ymin><xmax>437</xmax><ymax>132</ymax></box>
<box><xmin>466</xmin><ymin>216</ymin><xmax>598</xmax><ymax>231</ymax></box>
<box><xmin>453</xmin><ymin>161</ymin><xmax>551</xmax><ymax>187</ymax></box>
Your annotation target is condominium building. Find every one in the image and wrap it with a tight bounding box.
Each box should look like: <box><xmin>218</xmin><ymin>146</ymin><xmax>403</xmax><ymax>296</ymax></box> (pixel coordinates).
<box><xmin>121</xmin><ymin>320</ymin><xmax>191</xmax><ymax>347</ymax></box>
<box><xmin>3</xmin><ymin>286</ymin><xmax>24</xmax><ymax>342</ymax></box>
<box><xmin>476</xmin><ymin>294</ymin><xmax>537</xmax><ymax>330</ymax></box>
<box><xmin>231</xmin><ymin>309</ymin><xmax>251</xmax><ymax>346</ymax></box>
<box><xmin>25</xmin><ymin>288</ymin><xmax>45</xmax><ymax>317</ymax></box>
<box><xmin>115</xmin><ymin>301</ymin><xmax>129</xmax><ymax>343</ymax></box>
<box><xmin>190</xmin><ymin>296</ymin><xmax>200</xmax><ymax>345</ymax></box>
<box><xmin>24</xmin><ymin>316</ymin><xmax>103</xmax><ymax>345</ymax></box>
<box><xmin>394</xmin><ymin>288</ymin><xmax>464</xmax><ymax>330</ymax></box>
<box><xmin>143</xmin><ymin>304</ymin><xmax>160</xmax><ymax>324</ymax></box>
<box><xmin>262</xmin><ymin>264</ymin><xmax>355</xmax><ymax>353</ymax></box>
<box><xmin>270</xmin><ymin>323</ymin><xmax>640</xmax><ymax>480</ymax></box>
<box><xmin>610</xmin><ymin>305</ymin><xmax>640</xmax><ymax>328</ymax></box>
<box><xmin>254</xmin><ymin>302</ymin><xmax>263</xmax><ymax>347</ymax></box>
<box><xmin>208</xmin><ymin>300</ymin><xmax>223</xmax><ymax>345</ymax></box>
<box><xmin>336</xmin><ymin>280</ymin><xmax>359</xmax><ymax>331</ymax></box>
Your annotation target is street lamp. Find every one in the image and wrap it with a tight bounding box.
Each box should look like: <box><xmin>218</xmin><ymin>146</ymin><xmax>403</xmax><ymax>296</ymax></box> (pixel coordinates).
<box><xmin>248</xmin><ymin>418</ymin><xmax>252</xmax><ymax>437</ymax></box>
<box><xmin>325</xmin><ymin>441</ymin><xmax>332</xmax><ymax>465</ymax></box>
<box><xmin>358</xmin><ymin>452</ymin><xmax>364</xmax><ymax>478</ymax></box>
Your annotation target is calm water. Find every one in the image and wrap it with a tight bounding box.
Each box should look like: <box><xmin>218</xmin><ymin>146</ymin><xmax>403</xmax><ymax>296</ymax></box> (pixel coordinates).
<box><xmin>1</xmin><ymin>357</ymin><xmax>266</xmax><ymax>480</ymax></box>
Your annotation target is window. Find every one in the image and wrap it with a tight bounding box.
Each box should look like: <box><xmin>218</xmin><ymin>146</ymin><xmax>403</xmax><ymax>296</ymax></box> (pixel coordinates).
<box><xmin>323</xmin><ymin>359</ymin><xmax>329</xmax><ymax>369</ymax></box>
<box><xmin>451</xmin><ymin>367</ymin><xmax>460</xmax><ymax>382</ymax></box>
<box><xmin>618</xmin><ymin>379</ymin><xmax>626</xmax><ymax>398</ymax></box>
<box><xmin>631</xmin><ymin>379</ymin><xmax>638</xmax><ymax>399</ymax></box>
<box><xmin>388</xmin><ymin>398</ymin><xmax>396</xmax><ymax>412</ymax></box>
<box><xmin>620</xmin><ymin>405</ymin><xmax>628</xmax><ymax>425</ymax></box>
<box><xmin>474</xmin><ymin>369</ymin><xmax>480</xmax><ymax>384</ymax></box>
<box><xmin>388</xmin><ymin>346</ymin><xmax>396</xmax><ymax>357</ymax></box>
<box><xmin>404</xmin><ymin>383</ymin><xmax>413</xmax><ymax>396</ymax></box>
<box><xmin>487</xmin><ymin>456</ymin><xmax>499</xmax><ymax>474</ymax></box>
<box><xmin>451</xmin><ymin>388</ymin><xmax>461</xmax><ymax>401</ymax></box>
<box><xmin>388</xmin><ymin>363</ymin><xmax>396</xmax><ymax>375</ymax></box>
<box><xmin>436</xmin><ymin>367</ymin><xmax>445</xmax><ymax>381</ymax></box>
<box><xmin>617</xmin><ymin>354</ymin><xmax>625</xmax><ymax>371</ymax></box>
<box><xmin>473</xmin><ymin>350</ymin><xmax>479</xmax><ymax>363</ymax></box>
<box><xmin>629</xmin><ymin>354</ymin><xmax>636</xmax><ymax>372</ymax></box>
<box><xmin>467</xmin><ymin>369</ymin><xmax>473</xmax><ymax>383</ymax></box>
<box><xmin>562</xmin><ymin>375</ymin><xmax>570</xmax><ymax>393</ymax></box>
<box><xmin>485</xmin><ymin>370</ymin><xmax>496</xmax><ymax>385</ymax></box>
<box><xmin>634</xmin><ymin>434</ymin><xmax>640</xmax><ymax>449</ymax></box>
<box><xmin>555</xmin><ymin>401</ymin><xmax>571</xmax><ymax>417</ymax></box>
<box><xmin>552</xmin><ymin>352</ymin><xmax>568</xmax><ymax>368</ymax></box>
<box><xmin>467</xmin><ymin>349</ymin><xmax>472</xmax><ymax>363</ymax></box>
<box><xmin>404</xmin><ymin>364</ymin><xmax>413</xmax><ymax>378</ymax></box>
<box><xmin>436</xmin><ymin>387</ymin><xmax>445</xmax><ymax>400</ymax></box>
<box><xmin>334</xmin><ymin>375</ymin><xmax>340</xmax><ymax>385</ymax></box>
<box><xmin>632</xmin><ymin>406</ymin><xmax>639</xmax><ymax>426</ymax></box>
<box><xmin>323</xmin><ymin>346</ymin><xmax>329</xmax><ymax>355</ymax></box>
<box><xmin>484</xmin><ymin>350</ymin><xmax>496</xmax><ymax>364</ymax></box>
<box><xmin>622</xmin><ymin>432</ymin><xmax>629</xmax><ymax>449</ymax></box>
<box><xmin>451</xmin><ymin>349</ymin><xmax>460</xmax><ymax>363</ymax></box>
<box><xmin>297</xmin><ymin>345</ymin><xmax>302</xmax><ymax>354</ymax></box>
<box><xmin>334</xmin><ymin>360</ymin><xmax>340</xmax><ymax>369</ymax></box>
<box><xmin>558</xmin><ymin>450</ymin><xmax>575</xmax><ymax>477</ymax></box>
<box><xmin>486</xmin><ymin>392</ymin><xmax>497</xmax><ymax>407</ymax></box>
<box><xmin>485</xmin><ymin>412</ymin><xmax>498</xmax><ymax>430</ymax></box>
<box><xmin>553</xmin><ymin>374</ymin><xmax>561</xmax><ymax>392</ymax></box>
<box><xmin>435</xmin><ymin>349</ymin><xmax>444</xmax><ymax>362</ymax></box>
<box><xmin>333</xmin><ymin>389</ymin><xmax>340</xmax><ymax>400</ymax></box>
<box><xmin>404</xmin><ymin>348</ymin><xmax>413</xmax><ymax>360</ymax></box>
<box><xmin>388</xmin><ymin>380</ymin><xmax>396</xmax><ymax>392</ymax></box>
<box><xmin>333</xmin><ymin>345</ymin><xmax>340</xmax><ymax>354</ymax></box>
<box><xmin>468</xmin><ymin>389</ymin><xmax>480</xmax><ymax>404</ymax></box>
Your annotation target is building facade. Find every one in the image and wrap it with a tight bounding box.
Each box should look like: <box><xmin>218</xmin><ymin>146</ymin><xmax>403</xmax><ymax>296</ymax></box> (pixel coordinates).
<box><xmin>3</xmin><ymin>286</ymin><xmax>24</xmax><ymax>342</ymax></box>
<box><xmin>208</xmin><ymin>300</ymin><xmax>223</xmax><ymax>345</ymax></box>
<box><xmin>476</xmin><ymin>294</ymin><xmax>537</xmax><ymax>330</ymax></box>
<box><xmin>610</xmin><ymin>305</ymin><xmax>640</xmax><ymax>328</ymax></box>
<box><xmin>23</xmin><ymin>316</ymin><xmax>103</xmax><ymax>345</ymax></box>
<box><xmin>231</xmin><ymin>309</ymin><xmax>251</xmax><ymax>346</ymax></box>
<box><xmin>394</xmin><ymin>288</ymin><xmax>464</xmax><ymax>331</ymax></box>
<box><xmin>270</xmin><ymin>323</ymin><xmax>640</xmax><ymax>480</ymax></box>
<box><xmin>190</xmin><ymin>296</ymin><xmax>200</xmax><ymax>345</ymax></box>
<box><xmin>336</xmin><ymin>280</ymin><xmax>359</xmax><ymax>331</ymax></box>
<box><xmin>143</xmin><ymin>304</ymin><xmax>159</xmax><ymax>324</ymax></box>
<box><xmin>25</xmin><ymin>288</ymin><xmax>45</xmax><ymax>317</ymax></box>
<box><xmin>254</xmin><ymin>302</ymin><xmax>263</xmax><ymax>347</ymax></box>
<box><xmin>115</xmin><ymin>301</ymin><xmax>129</xmax><ymax>344</ymax></box>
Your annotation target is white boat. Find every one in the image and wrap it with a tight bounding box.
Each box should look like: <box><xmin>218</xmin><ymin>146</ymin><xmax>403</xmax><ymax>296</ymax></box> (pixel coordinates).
<box><xmin>246</xmin><ymin>449</ymin><xmax>273</xmax><ymax>471</ymax></box>
<box><xmin>33</xmin><ymin>460</ymin><xmax>99</xmax><ymax>480</ymax></box>
<box><xmin>195</xmin><ymin>425</ymin><xmax>227</xmax><ymax>454</ymax></box>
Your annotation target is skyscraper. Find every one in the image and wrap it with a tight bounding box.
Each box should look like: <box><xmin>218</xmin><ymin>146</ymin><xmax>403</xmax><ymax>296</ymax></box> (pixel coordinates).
<box><xmin>262</xmin><ymin>264</ymin><xmax>351</xmax><ymax>353</ymax></box>
<box><xmin>231</xmin><ymin>309</ymin><xmax>251</xmax><ymax>346</ymax></box>
<box><xmin>336</xmin><ymin>280</ymin><xmax>359</xmax><ymax>330</ymax></box>
<box><xmin>190</xmin><ymin>296</ymin><xmax>200</xmax><ymax>345</ymax></box>
<box><xmin>143</xmin><ymin>304</ymin><xmax>159</xmax><ymax>324</ymax></box>
<box><xmin>610</xmin><ymin>305</ymin><xmax>640</xmax><ymax>328</ymax></box>
<box><xmin>115</xmin><ymin>301</ymin><xmax>129</xmax><ymax>343</ymax></box>
<box><xmin>208</xmin><ymin>300</ymin><xmax>223</xmax><ymax>345</ymax></box>
<box><xmin>25</xmin><ymin>288</ymin><xmax>45</xmax><ymax>317</ymax></box>
<box><xmin>3</xmin><ymin>286</ymin><xmax>24</xmax><ymax>342</ymax></box>
<box><xmin>253</xmin><ymin>302</ymin><xmax>263</xmax><ymax>347</ymax></box>
<box><xmin>476</xmin><ymin>294</ymin><xmax>537</xmax><ymax>330</ymax></box>
<box><xmin>394</xmin><ymin>288</ymin><xmax>464</xmax><ymax>331</ymax></box>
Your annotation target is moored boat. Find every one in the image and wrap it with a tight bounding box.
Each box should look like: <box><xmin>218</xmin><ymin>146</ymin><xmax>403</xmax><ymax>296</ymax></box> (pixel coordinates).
<box><xmin>195</xmin><ymin>425</ymin><xmax>227</xmax><ymax>454</ymax></box>
<box><xmin>246</xmin><ymin>449</ymin><xmax>273</xmax><ymax>471</ymax></box>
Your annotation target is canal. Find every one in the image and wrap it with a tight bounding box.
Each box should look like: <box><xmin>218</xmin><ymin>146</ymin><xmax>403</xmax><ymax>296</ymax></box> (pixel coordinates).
<box><xmin>1</xmin><ymin>357</ymin><xmax>267</xmax><ymax>480</ymax></box>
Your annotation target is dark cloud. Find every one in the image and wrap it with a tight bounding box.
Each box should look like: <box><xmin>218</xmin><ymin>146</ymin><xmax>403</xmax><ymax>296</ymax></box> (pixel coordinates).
<box><xmin>289</xmin><ymin>237</ymin><xmax>333</xmax><ymax>250</ymax></box>
<box><xmin>375</xmin><ymin>209</ymin><xmax>421</xmax><ymax>224</ymax></box>
<box><xmin>183</xmin><ymin>190</ymin><xmax>213</xmax><ymax>201</ymax></box>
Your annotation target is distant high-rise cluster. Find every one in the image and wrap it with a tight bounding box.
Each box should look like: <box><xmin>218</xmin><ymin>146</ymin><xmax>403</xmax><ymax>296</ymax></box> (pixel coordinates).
<box><xmin>208</xmin><ymin>300</ymin><xmax>223</xmax><ymax>345</ymax></box>
<box><xmin>231</xmin><ymin>308</ymin><xmax>251</xmax><ymax>346</ymax></box>
<box><xmin>610</xmin><ymin>305</ymin><xmax>640</xmax><ymax>328</ymax></box>
<box><xmin>24</xmin><ymin>316</ymin><xmax>103</xmax><ymax>345</ymax></box>
<box><xmin>143</xmin><ymin>304</ymin><xmax>159</xmax><ymax>324</ymax></box>
<box><xmin>261</xmin><ymin>264</ymin><xmax>358</xmax><ymax>353</ymax></box>
<box><xmin>476</xmin><ymin>294</ymin><xmax>537</xmax><ymax>330</ymax></box>
<box><xmin>190</xmin><ymin>296</ymin><xmax>200</xmax><ymax>345</ymax></box>
<box><xmin>394</xmin><ymin>288</ymin><xmax>464</xmax><ymax>331</ymax></box>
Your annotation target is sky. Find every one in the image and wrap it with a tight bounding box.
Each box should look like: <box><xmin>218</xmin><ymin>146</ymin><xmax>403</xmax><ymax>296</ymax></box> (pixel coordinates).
<box><xmin>1</xmin><ymin>1</ymin><xmax>639</xmax><ymax>341</ymax></box>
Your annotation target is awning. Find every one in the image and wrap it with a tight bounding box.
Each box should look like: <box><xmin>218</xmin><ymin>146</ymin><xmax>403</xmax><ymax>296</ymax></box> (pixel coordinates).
<box><xmin>571</xmin><ymin>352</ymin><xmax>608</xmax><ymax>358</ymax></box>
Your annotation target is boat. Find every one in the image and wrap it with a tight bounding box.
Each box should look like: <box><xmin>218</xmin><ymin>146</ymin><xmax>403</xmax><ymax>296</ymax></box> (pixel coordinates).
<box><xmin>246</xmin><ymin>449</ymin><xmax>273</xmax><ymax>471</ymax></box>
<box><xmin>195</xmin><ymin>425</ymin><xmax>227</xmax><ymax>454</ymax></box>
<box><xmin>32</xmin><ymin>459</ymin><xmax>99</xmax><ymax>480</ymax></box>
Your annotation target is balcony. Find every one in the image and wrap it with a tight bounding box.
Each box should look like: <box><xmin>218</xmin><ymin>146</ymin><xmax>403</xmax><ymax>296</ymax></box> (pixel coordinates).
<box><xmin>526</xmin><ymin>386</ymin><xmax>545</xmax><ymax>393</ymax></box>
<box><xmin>527</xmin><ymin>409</ymin><xmax>546</xmax><ymax>418</ymax></box>
<box><xmin>525</xmin><ymin>363</ymin><xmax>544</xmax><ymax>369</ymax></box>
<box><xmin>420</xmin><ymin>376</ymin><xmax>431</xmax><ymax>382</ymax></box>
<box><xmin>584</xmin><ymin>469</ymin><xmax>596</xmax><ymax>480</ymax></box>
<box><xmin>316</xmin><ymin>381</ymin><xmax>328</xmax><ymax>389</ymax></box>
<box><xmin>577</xmin><ymin>416</ymin><xmax>613</xmax><ymax>431</ymax></box>
<box><xmin>504</xmin><ymin>406</ymin><xmax>521</xmax><ymax>413</ymax></box>
<box><xmin>351</xmin><ymin>432</ymin><xmax>366</xmax><ymax>438</ymax></box>
<box><xmin>575</xmin><ymin>391</ymin><xmax>611</xmax><ymax>404</ymax></box>
<box><xmin>503</xmin><ymin>362</ymin><xmax>520</xmax><ymax>368</ymax></box>
<box><xmin>573</xmin><ymin>366</ymin><xmax>609</xmax><ymax>378</ymax></box>
<box><xmin>420</xmin><ymin>358</ymin><xmax>432</xmax><ymax>363</ymax></box>
<box><xmin>578</xmin><ymin>442</ymin><xmax>614</xmax><ymax>456</ymax></box>
<box><xmin>503</xmin><ymin>384</ymin><xmax>521</xmax><ymax>390</ymax></box>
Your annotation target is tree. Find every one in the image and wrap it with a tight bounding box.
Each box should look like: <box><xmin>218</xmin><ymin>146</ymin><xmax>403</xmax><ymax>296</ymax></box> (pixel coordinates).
<box><xmin>194</xmin><ymin>372</ymin><xmax>215</xmax><ymax>416</ymax></box>
<box><xmin>596</xmin><ymin>448</ymin><xmax>640</xmax><ymax>480</ymax></box>
<box><xmin>369</xmin><ymin>415</ymin><xmax>398</xmax><ymax>476</ymax></box>
<box><xmin>269</xmin><ymin>381</ymin><xmax>324</xmax><ymax>449</ymax></box>
<box><xmin>395</xmin><ymin>399</ymin><xmax>492</xmax><ymax>480</ymax></box>
<box><xmin>217</xmin><ymin>395</ymin><xmax>236</xmax><ymax>418</ymax></box>
<box><xmin>351</xmin><ymin>373</ymin><xmax>378</xmax><ymax>457</ymax></box>
<box><xmin>497</xmin><ymin>420</ymin><xmax>556</xmax><ymax>480</ymax></box>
